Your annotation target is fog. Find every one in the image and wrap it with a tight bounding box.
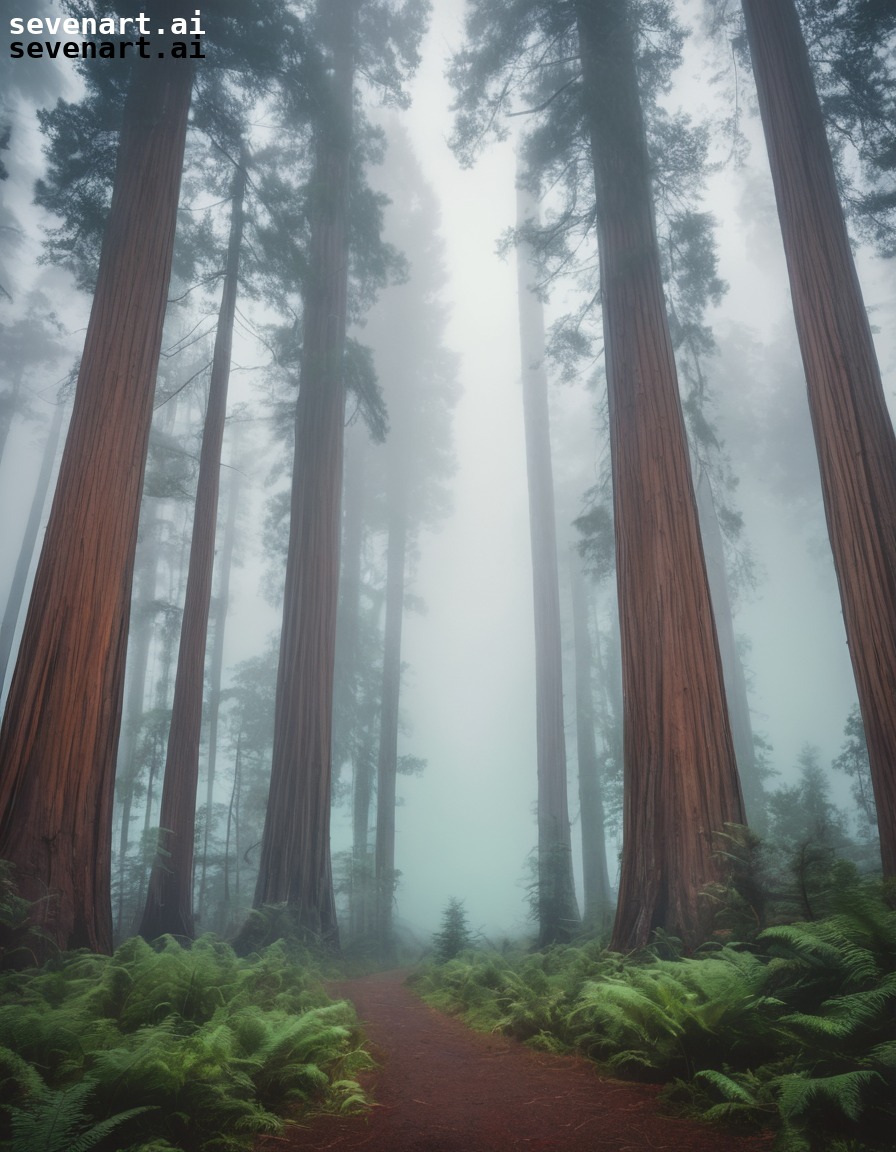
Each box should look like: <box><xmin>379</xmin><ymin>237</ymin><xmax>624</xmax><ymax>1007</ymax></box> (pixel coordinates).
<box><xmin>1</xmin><ymin>0</ymin><xmax>893</xmax><ymax>947</ymax></box>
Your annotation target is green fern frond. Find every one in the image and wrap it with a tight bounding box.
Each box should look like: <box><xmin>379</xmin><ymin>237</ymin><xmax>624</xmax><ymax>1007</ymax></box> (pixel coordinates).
<box><xmin>7</xmin><ymin>1076</ymin><xmax>153</xmax><ymax>1152</ymax></box>
<box><xmin>0</xmin><ymin>1043</ymin><xmax>44</xmax><ymax>1103</ymax></box>
<box><xmin>777</xmin><ymin>1069</ymin><xmax>884</xmax><ymax>1124</ymax></box>
<box><xmin>694</xmin><ymin>1068</ymin><xmax>757</xmax><ymax>1103</ymax></box>
<box><xmin>867</xmin><ymin>1040</ymin><xmax>896</xmax><ymax>1068</ymax></box>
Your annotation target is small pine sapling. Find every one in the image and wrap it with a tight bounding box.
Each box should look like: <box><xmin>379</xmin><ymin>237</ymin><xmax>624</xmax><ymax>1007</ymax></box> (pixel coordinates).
<box><xmin>433</xmin><ymin>898</ymin><xmax>474</xmax><ymax>962</ymax></box>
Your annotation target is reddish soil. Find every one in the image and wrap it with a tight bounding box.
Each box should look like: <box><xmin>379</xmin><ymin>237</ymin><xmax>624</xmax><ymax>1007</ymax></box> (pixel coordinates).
<box><xmin>259</xmin><ymin>969</ymin><xmax>774</xmax><ymax>1152</ymax></box>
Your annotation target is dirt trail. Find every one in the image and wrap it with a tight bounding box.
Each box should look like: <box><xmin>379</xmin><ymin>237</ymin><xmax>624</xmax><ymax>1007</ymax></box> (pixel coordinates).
<box><xmin>259</xmin><ymin>969</ymin><xmax>773</xmax><ymax>1152</ymax></box>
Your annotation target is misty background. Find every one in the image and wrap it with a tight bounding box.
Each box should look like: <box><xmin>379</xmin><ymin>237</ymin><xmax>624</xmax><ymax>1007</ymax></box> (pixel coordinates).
<box><xmin>1</xmin><ymin>0</ymin><xmax>893</xmax><ymax>942</ymax></box>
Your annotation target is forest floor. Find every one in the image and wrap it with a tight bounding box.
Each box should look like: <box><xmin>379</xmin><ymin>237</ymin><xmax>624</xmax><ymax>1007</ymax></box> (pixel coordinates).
<box><xmin>256</xmin><ymin>969</ymin><xmax>775</xmax><ymax>1152</ymax></box>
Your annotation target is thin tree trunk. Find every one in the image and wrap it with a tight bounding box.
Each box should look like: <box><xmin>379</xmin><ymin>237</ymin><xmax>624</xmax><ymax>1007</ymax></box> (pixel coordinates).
<box><xmin>114</xmin><ymin>498</ymin><xmax>163</xmax><ymax>936</ymax></box>
<box><xmin>741</xmin><ymin>0</ymin><xmax>896</xmax><ymax>878</ymax></box>
<box><xmin>335</xmin><ymin>424</ymin><xmax>367</xmax><ymax>755</ymax></box>
<box><xmin>575</xmin><ymin>0</ymin><xmax>745</xmax><ymax>953</ymax></box>
<box><xmin>0</xmin><ymin>364</ymin><xmax>25</xmax><ymax>469</ymax></box>
<box><xmin>0</xmin><ymin>29</ymin><xmax>191</xmax><ymax>955</ymax></box>
<box><xmin>336</xmin><ymin>426</ymin><xmax>372</xmax><ymax>939</ymax></box>
<box><xmin>140</xmin><ymin>148</ymin><xmax>247</xmax><ymax>942</ymax></box>
<box><xmin>516</xmin><ymin>182</ymin><xmax>580</xmax><ymax>945</ymax></box>
<box><xmin>351</xmin><ymin>728</ymin><xmax>376</xmax><ymax>939</ymax></box>
<box><xmin>252</xmin><ymin>0</ymin><xmax>357</xmax><ymax>945</ymax></box>
<box><xmin>197</xmin><ymin>443</ymin><xmax>242</xmax><ymax>924</ymax></box>
<box><xmin>0</xmin><ymin>398</ymin><xmax>65</xmax><ymax>694</ymax></box>
<box><xmin>374</xmin><ymin>478</ymin><xmax>408</xmax><ymax>961</ymax></box>
<box><xmin>221</xmin><ymin>730</ymin><xmax>242</xmax><ymax>932</ymax></box>
<box><xmin>568</xmin><ymin>548</ymin><xmax>613</xmax><ymax>931</ymax></box>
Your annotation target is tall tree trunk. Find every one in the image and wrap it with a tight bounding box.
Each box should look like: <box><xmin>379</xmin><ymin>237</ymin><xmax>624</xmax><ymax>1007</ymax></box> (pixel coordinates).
<box><xmin>741</xmin><ymin>0</ymin><xmax>896</xmax><ymax>878</ymax></box>
<box><xmin>351</xmin><ymin>727</ymin><xmax>376</xmax><ymax>940</ymax></box>
<box><xmin>220</xmin><ymin>730</ymin><xmax>242</xmax><ymax>933</ymax></box>
<box><xmin>197</xmin><ymin>442</ymin><xmax>242</xmax><ymax>923</ymax></box>
<box><xmin>568</xmin><ymin>548</ymin><xmax>613</xmax><ymax>931</ymax></box>
<box><xmin>0</xmin><ymin>30</ymin><xmax>191</xmax><ymax>955</ymax></box>
<box><xmin>575</xmin><ymin>0</ymin><xmax>745</xmax><ymax>953</ymax></box>
<box><xmin>252</xmin><ymin>0</ymin><xmax>356</xmax><ymax>945</ymax></box>
<box><xmin>694</xmin><ymin>467</ymin><xmax>763</xmax><ymax>824</ymax></box>
<box><xmin>516</xmin><ymin>182</ymin><xmax>580</xmax><ymax>945</ymax></box>
<box><xmin>0</xmin><ymin>397</ymin><xmax>65</xmax><ymax>694</ymax></box>
<box><xmin>114</xmin><ymin>497</ymin><xmax>164</xmax><ymax>936</ymax></box>
<box><xmin>374</xmin><ymin>477</ymin><xmax>408</xmax><ymax>961</ymax></box>
<box><xmin>140</xmin><ymin>148</ymin><xmax>247</xmax><ymax>942</ymax></box>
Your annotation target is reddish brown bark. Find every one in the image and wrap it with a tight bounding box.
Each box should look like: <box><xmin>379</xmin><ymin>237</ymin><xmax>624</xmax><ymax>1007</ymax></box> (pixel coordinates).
<box><xmin>0</xmin><ymin>34</ymin><xmax>192</xmax><ymax>955</ymax></box>
<box><xmin>252</xmin><ymin>0</ymin><xmax>357</xmax><ymax>943</ymax></box>
<box><xmin>139</xmin><ymin>149</ymin><xmax>247</xmax><ymax>941</ymax></box>
<box><xmin>741</xmin><ymin>0</ymin><xmax>896</xmax><ymax>877</ymax></box>
<box><xmin>516</xmin><ymin>183</ymin><xmax>580</xmax><ymax>944</ymax></box>
<box><xmin>575</xmin><ymin>0</ymin><xmax>745</xmax><ymax>953</ymax></box>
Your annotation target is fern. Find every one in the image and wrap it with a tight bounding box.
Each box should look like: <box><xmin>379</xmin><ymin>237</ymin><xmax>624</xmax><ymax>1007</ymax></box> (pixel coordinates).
<box><xmin>777</xmin><ymin>1069</ymin><xmax>885</xmax><ymax>1124</ymax></box>
<box><xmin>0</xmin><ymin>933</ymin><xmax>371</xmax><ymax>1151</ymax></box>
<box><xmin>414</xmin><ymin>886</ymin><xmax>896</xmax><ymax>1148</ymax></box>
<box><xmin>689</xmin><ymin>1067</ymin><xmax>780</xmax><ymax>1128</ymax></box>
<box><xmin>6</xmin><ymin>1076</ymin><xmax>154</xmax><ymax>1152</ymax></box>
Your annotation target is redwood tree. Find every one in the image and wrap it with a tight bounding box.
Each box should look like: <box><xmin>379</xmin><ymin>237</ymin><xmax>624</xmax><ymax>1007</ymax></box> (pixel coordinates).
<box><xmin>575</xmin><ymin>0</ymin><xmax>745</xmax><ymax>951</ymax></box>
<box><xmin>741</xmin><ymin>0</ymin><xmax>896</xmax><ymax>876</ymax></box>
<box><xmin>0</xmin><ymin>22</ymin><xmax>192</xmax><ymax>954</ymax></box>
<box><xmin>139</xmin><ymin>148</ymin><xmax>248</xmax><ymax>941</ymax></box>
<box><xmin>451</xmin><ymin>0</ymin><xmax>746</xmax><ymax>951</ymax></box>
<box><xmin>252</xmin><ymin>0</ymin><xmax>358</xmax><ymax>942</ymax></box>
<box><xmin>516</xmin><ymin>183</ymin><xmax>580</xmax><ymax>945</ymax></box>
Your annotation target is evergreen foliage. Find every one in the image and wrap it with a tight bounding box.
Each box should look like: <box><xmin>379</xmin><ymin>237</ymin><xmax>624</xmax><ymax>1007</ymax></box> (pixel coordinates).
<box><xmin>0</xmin><ymin>932</ymin><xmax>371</xmax><ymax>1151</ymax></box>
<box><xmin>412</xmin><ymin>876</ymin><xmax>896</xmax><ymax>1150</ymax></box>
<box><xmin>432</xmin><ymin>898</ymin><xmax>474</xmax><ymax>962</ymax></box>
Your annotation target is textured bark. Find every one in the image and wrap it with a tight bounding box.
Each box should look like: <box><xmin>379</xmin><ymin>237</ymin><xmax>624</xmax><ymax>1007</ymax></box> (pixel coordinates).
<box><xmin>197</xmin><ymin>445</ymin><xmax>242</xmax><ymax>922</ymax></box>
<box><xmin>516</xmin><ymin>183</ymin><xmax>580</xmax><ymax>945</ymax></box>
<box><xmin>695</xmin><ymin>468</ymin><xmax>763</xmax><ymax>824</ymax></box>
<box><xmin>0</xmin><ymin>33</ymin><xmax>191</xmax><ymax>955</ymax></box>
<box><xmin>252</xmin><ymin>0</ymin><xmax>357</xmax><ymax>944</ymax></box>
<box><xmin>140</xmin><ymin>149</ymin><xmax>247</xmax><ymax>942</ymax></box>
<box><xmin>568</xmin><ymin>549</ymin><xmax>613</xmax><ymax>931</ymax></box>
<box><xmin>374</xmin><ymin>478</ymin><xmax>408</xmax><ymax>960</ymax></box>
<box><xmin>0</xmin><ymin>399</ymin><xmax>65</xmax><ymax>694</ymax></box>
<box><xmin>741</xmin><ymin>0</ymin><xmax>896</xmax><ymax>877</ymax></box>
<box><xmin>575</xmin><ymin>0</ymin><xmax>744</xmax><ymax>953</ymax></box>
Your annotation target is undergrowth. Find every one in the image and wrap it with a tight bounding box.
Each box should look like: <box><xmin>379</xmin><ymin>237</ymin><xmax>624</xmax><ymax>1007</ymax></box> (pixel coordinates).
<box><xmin>410</xmin><ymin>879</ymin><xmax>896</xmax><ymax>1152</ymax></box>
<box><xmin>0</xmin><ymin>933</ymin><xmax>371</xmax><ymax>1151</ymax></box>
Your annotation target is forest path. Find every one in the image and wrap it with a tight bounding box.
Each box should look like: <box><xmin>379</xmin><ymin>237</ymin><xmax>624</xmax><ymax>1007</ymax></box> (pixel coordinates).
<box><xmin>257</xmin><ymin>968</ymin><xmax>773</xmax><ymax>1152</ymax></box>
